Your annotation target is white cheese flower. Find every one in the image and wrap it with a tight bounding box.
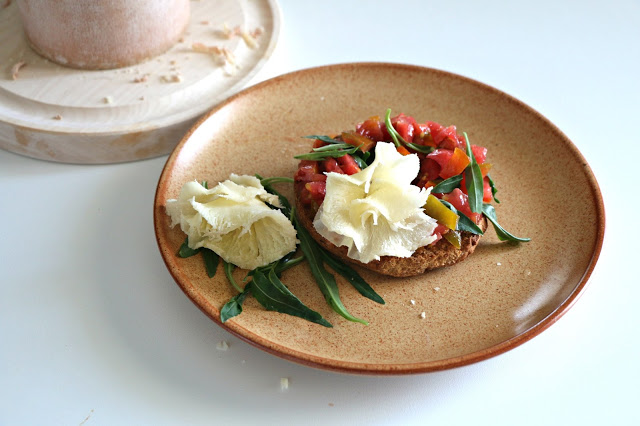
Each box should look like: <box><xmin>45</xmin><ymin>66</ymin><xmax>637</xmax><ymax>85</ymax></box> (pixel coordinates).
<box><xmin>165</xmin><ymin>174</ymin><xmax>297</xmax><ymax>270</ymax></box>
<box><xmin>313</xmin><ymin>142</ymin><xmax>437</xmax><ymax>263</ymax></box>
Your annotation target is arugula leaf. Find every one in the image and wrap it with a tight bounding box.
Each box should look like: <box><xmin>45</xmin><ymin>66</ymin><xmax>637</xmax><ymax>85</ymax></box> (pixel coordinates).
<box><xmin>178</xmin><ymin>237</ymin><xmax>200</xmax><ymax>258</ymax></box>
<box><xmin>463</xmin><ymin>132</ymin><xmax>484</xmax><ymax>213</ymax></box>
<box><xmin>482</xmin><ymin>204</ymin><xmax>530</xmax><ymax>242</ymax></box>
<box><xmin>352</xmin><ymin>155</ymin><xmax>368</xmax><ymax>169</ymax></box>
<box><xmin>293</xmin><ymin>144</ymin><xmax>359</xmax><ymax>161</ymax></box>
<box><xmin>220</xmin><ymin>284</ymin><xmax>251</xmax><ymax>322</ymax></box>
<box><xmin>201</xmin><ymin>248</ymin><xmax>219</xmax><ymax>278</ymax></box>
<box><xmin>223</xmin><ymin>260</ymin><xmax>243</xmax><ymax>292</ymax></box>
<box><xmin>257</xmin><ymin>174</ymin><xmax>292</xmax><ymax>212</ymax></box>
<box><xmin>431</xmin><ymin>175</ymin><xmax>463</xmax><ymax>194</ymax></box>
<box><xmin>259</xmin><ymin>176</ymin><xmax>294</xmax><ymax>187</ymax></box>
<box><xmin>274</xmin><ymin>255</ymin><xmax>305</xmax><ymax>276</ymax></box>
<box><xmin>439</xmin><ymin>200</ymin><xmax>485</xmax><ymax>235</ymax></box>
<box><xmin>303</xmin><ymin>135</ymin><xmax>342</xmax><ymax>144</ymax></box>
<box><xmin>250</xmin><ymin>268</ymin><xmax>332</xmax><ymax>327</ymax></box>
<box><xmin>487</xmin><ymin>173</ymin><xmax>500</xmax><ymax>203</ymax></box>
<box><xmin>405</xmin><ymin>142</ymin><xmax>434</xmax><ymax>154</ymax></box>
<box><xmin>293</xmin><ymin>213</ymin><xmax>368</xmax><ymax>325</ymax></box>
<box><xmin>320</xmin><ymin>250</ymin><xmax>385</xmax><ymax>305</ymax></box>
<box><xmin>384</xmin><ymin>108</ymin><xmax>405</xmax><ymax>148</ymax></box>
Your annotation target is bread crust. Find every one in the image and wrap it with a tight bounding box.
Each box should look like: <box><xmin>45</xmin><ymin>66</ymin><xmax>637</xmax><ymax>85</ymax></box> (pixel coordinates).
<box><xmin>294</xmin><ymin>182</ymin><xmax>488</xmax><ymax>278</ymax></box>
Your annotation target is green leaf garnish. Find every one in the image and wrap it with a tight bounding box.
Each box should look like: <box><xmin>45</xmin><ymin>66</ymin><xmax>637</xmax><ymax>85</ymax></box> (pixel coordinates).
<box><xmin>439</xmin><ymin>200</ymin><xmax>484</xmax><ymax>235</ymax></box>
<box><xmin>431</xmin><ymin>175</ymin><xmax>463</xmax><ymax>194</ymax></box>
<box><xmin>482</xmin><ymin>204</ymin><xmax>530</xmax><ymax>242</ymax></box>
<box><xmin>487</xmin><ymin>173</ymin><xmax>500</xmax><ymax>203</ymax></box>
<box><xmin>384</xmin><ymin>108</ymin><xmax>405</xmax><ymax>148</ymax></box>
<box><xmin>303</xmin><ymin>135</ymin><xmax>343</xmax><ymax>144</ymax></box>
<box><xmin>405</xmin><ymin>142</ymin><xmax>434</xmax><ymax>154</ymax></box>
<box><xmin>320</xmin><ymin>250</ymin><xmax>384</xmax><ymax>305</ymax></box>
<box><xmin>202</xmin><ymin>248</ymin><xmax>219</xmax><ymax>278</ymax></box>
<box><xmin>223</xmin><ymin>260</ymin><xmax>243</xmax><ymax>293</ymax></box>
<box><xmin>293</xmin><ymin>212</ymin><xmax>369</xmax><ymax>325</ymax></box>
<box><xmin>178</xmin><ymin>237</ymin><xmax>200</xmax><ymax>258</ymax></box>
<box><xmin>293</xmin><ymin>144</ymin><xmax>359</xmax><ymax>161</ymax></box>
<box><xmin>463</xmin><ymin>132</ymin><xmax>484</xmax><ymax>214</ymax></box>
<box><xmin>220</xmin><ymin>285</ymin><xmax>250</xmax><ymax>322</ymax></box>
<box><xmin>259</xmin><ymin>176</ymin><xmax>294</xmax><ymax>186</ymax></box>
<box><xmin>250</xmin><ymin>267</ymin><xmax>333</xmax><ymax>327</ymax></box>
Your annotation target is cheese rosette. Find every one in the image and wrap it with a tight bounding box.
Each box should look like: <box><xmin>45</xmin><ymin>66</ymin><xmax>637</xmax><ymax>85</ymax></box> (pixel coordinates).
<box><xmin>313</xmin><ymin>142</ymin><xmax>438</xmax><ymax>263</ymax></box>
<box><xmin>165</xmin><ymin>174</ymin><xmax>297</xmax><ymax>270</ymax></box>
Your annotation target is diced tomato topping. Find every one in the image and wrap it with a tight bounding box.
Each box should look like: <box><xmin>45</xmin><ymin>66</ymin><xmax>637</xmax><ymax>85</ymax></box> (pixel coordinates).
<box><xmin>413</xmin><ymin>123</ymin><xmax>437</xmax><ymax>147</ymax></box>
<box><xmin>426</xmin><ymin>149</ymin><xmax>453</xmax><ymax>168</ymax></box>
<box><xmin>322</xmin><ymin>157</ymin><xmax>345</xmax><ymax>174</ymax></box>
<box><xmin>479</xmin><ymin>162</ymin><xmax>492</xmax><ymax>177</ymax></box>
<box><xmin>341</xmin><ymin>132</ymin><xmax>375</xmax><ymax>152</ymax></box>
<box><xmin>442</xmin><ymin>188</ymin><xmax>481</xmax><ymax>224</ymax></box>
<box><xmin>313</xmin><ymin>139</ymin><xmax>328</xmax><ymax>149</ymax></box>
<box><xmin>439</xmin><ymin>147</ymin><xmax>470</xmax><ymax>179</ymax></box>
<box><xmin>294</xmin><ymin>160</ymin><xmax>320</xmax><ymax>182</ymax></box>
<box><xmin>391</xmin><ymin>113</ymin><xmax>417</xmax><ymax>142</ymax></box>
<box><xmin>438</xmin><ymin>125</ymin><xmax>464</xmax><ymax>150</ymax></box>
<box><xmin>356</xmin><ymin>116</ymin><xmax>385</xmax><ymax>141</ymax></box>
<box><xmin>420</xmin><ymin>157</ymin><xmax>441</xmax><ymax>181</ymax></box>
<box><xmin>305</xmin><ymin>181</ymin><xmax>326</xmax><ymax>204</ymax></box>
<box><xmin>483</xmin><ymin>177</ymin><xmax>493</xmax><ymax>202</ymax></box>
<box><xmin>336</xmin><ymin>154</ymin><xmax>361</xmax><ymax>175</ymax></box>
<box><xmin>396</xmin><ymin>145</ymin><xmax>411</xmax><ymax>156</ymax></box>
<box><xmin>471</xmin><ymin>145</ymin><xmax>487</xmax><ymax>164</ymax></box>
<box><xmin>429</xmin><ymin>223</ymin><xmax>449</xmax><ymax>245</ymax></box>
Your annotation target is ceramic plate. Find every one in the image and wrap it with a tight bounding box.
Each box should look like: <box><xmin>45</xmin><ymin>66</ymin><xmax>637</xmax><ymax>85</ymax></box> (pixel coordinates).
<box><xmin>154</xmin><ymin>63</ymin><xmax>604</xmax><ymax>374</ymax></box>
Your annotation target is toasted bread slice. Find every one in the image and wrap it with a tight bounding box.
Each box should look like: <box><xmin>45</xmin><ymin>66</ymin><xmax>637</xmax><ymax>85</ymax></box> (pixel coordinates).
<box><xmin>294</xmin><ymin>182</ymin><xmax>488</xmax><ymax>277</ymax></box>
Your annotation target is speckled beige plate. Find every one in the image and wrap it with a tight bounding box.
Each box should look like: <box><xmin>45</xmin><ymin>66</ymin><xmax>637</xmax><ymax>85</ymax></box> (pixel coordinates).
<box><xmin>154</xmin><ymin>63</ymin><xmax>604</xmax><ymax>374</ymax></box>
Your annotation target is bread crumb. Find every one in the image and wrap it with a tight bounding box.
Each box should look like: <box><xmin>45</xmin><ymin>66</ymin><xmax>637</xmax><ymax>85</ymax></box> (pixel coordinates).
<box><xmin>420</xmin><ymin>312</ymin><xmax>426</xmax><ymax>319</ymax></box>
<box><xmin>132</xmin><ymin>74</ymin><xmax>149</xmax><ymax>83</ymax></box>
<box><xmin>103</xmin><ymin>96</ymin><xmax>113</xmax><ymax>104</ymax></box>
<box><xmin>139</xmin><ymin>96</ymin><xmax>145</xmax><ymax>101</ymax></box>
<box><xmin>11</xmin><ymin>61</ymin><xmax>25</xmax><ymax>80</ymax></box>
<box><xmin>239</xmin><ymin>28</ymin><xmax>259</xmax><ymax>49</ymax></box>
<box><xmin>3</xmin><ymin>0</ymin><xmax>12</xmax><ymax>9</ymax></box>
<box><xmin>280</xmin><ymin>377</ymin><xmax>289</xmax><ymax>391</ymax></box>
<box><xmin>52</xmin><ymin>114</ymin><xmax>62</xmax><ymax>120</ymax></box>
<box><xmin>329</xmin><ymin>403</ymin><xmax>335</xmax><ymax>407</ymax></box>
<box><xmin>161</xmin><ymin>73</ymin><xmax>183</xmax><ymax>83</ymax></box>
<box><xmin>216</xmin><ymin>340</ymin><xmax>229</xmax><ymax>351</ymax></box>
<box><xmin>200</xmin><ymin>20</ymin><xmax>210</xmax><ymax>25</ymax></box>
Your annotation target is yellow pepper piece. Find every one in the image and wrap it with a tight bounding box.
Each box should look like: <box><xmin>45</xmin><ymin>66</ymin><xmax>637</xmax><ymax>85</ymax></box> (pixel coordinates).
<box><xmin>424</xmin><ymin>194</ymin><xmax>458</xmax><ymax>231</ymax></box>
<box><xmin>443</xmin><ymin>229</ymin><xmax>461</xmax><ymax>249</ymax></box>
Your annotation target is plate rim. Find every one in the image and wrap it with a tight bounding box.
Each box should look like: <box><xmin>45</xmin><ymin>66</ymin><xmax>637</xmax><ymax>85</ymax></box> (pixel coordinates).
<box><xmin>153</xmin><ymin>62</ymin><xmax>605</xmax><ymax>375</ymax></box>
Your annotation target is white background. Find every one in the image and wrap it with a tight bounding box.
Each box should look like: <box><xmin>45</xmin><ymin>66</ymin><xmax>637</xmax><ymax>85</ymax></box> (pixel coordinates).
<box><xmin>1</xmin><ymin>0</ymin><xmax>639</xmax><ymax>425</ymax></box>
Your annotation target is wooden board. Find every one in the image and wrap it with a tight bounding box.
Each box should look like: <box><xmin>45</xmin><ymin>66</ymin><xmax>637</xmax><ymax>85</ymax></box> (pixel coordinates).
<box><xmin>0</xmin><ymin>0</ymin><xmax>280</xmax><ymax>164</ymax></box>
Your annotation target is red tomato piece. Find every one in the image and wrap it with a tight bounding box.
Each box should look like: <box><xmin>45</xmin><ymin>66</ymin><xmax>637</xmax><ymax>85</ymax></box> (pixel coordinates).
<box><xmin>471</xmin><ymin>145</ymin><xmax>487</xmax><ymax>164</ymax></box>
<box><xmin>439</xmin><ymin>147</ymin><xmax>470</xmax><ymax>179</ymax></box>
<box><xmin>356</xmin><ymin>116</ymin><xmax>385</xmax><ymax>142</ymax></box>
<box><xmin>429</xmin><ymin>223</ymin><xmax>449</xmax><ymax>245</ymax></box>
<box><xmin>442</xmin><ymin>188</ymin><xmax>481</xmax><ymax>224</ymax></box>
<box><xmin>438</xmin><ymin>125</ymin><xmax>464</xmax><ymax>150</ymax></box>
<box><xmin>321</xmin><ymin>157</ymin><xmax>345</xmax><ymax>174</ymax></box>
<box><xmin>336</xmin><ymin>154</ymin><xmax>361</xmax><ymax>175</ymax></box>
<box><xmin>305</xmin><ymin>181</ymin><xmax>326</xmax><ymax>204</ymax></box>
<box><xmin>391</xmin><ymin>113</ymin><xmax>417</xmax><ymax>142</ymax></box>
<box><xmin>420</xmin><ymin>157</ymin><xmax>442</xmax><ymax>181</ymax></box>
<box><xmin>413</xmin><ymin>123</ymin><xmax>437</xmax><ymax>147</ymax></box>
<box><xmin>483</xmin><ymin>176</ymin><xmax>493</xmax><ymax>202</ymax></box>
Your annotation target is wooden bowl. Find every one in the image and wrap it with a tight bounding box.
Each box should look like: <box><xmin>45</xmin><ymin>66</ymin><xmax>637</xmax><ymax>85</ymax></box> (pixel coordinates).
<box><xmin>16</xmin><ymin>0</ymin><xmax>190</xmax><ymax>70</ymax></box>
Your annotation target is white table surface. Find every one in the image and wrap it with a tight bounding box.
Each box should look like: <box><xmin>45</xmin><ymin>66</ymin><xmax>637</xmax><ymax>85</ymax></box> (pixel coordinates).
<box><xmin>2</xmin><ymin>1</ymin><xmax>638</xmax><ymax>425</ymax></box>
